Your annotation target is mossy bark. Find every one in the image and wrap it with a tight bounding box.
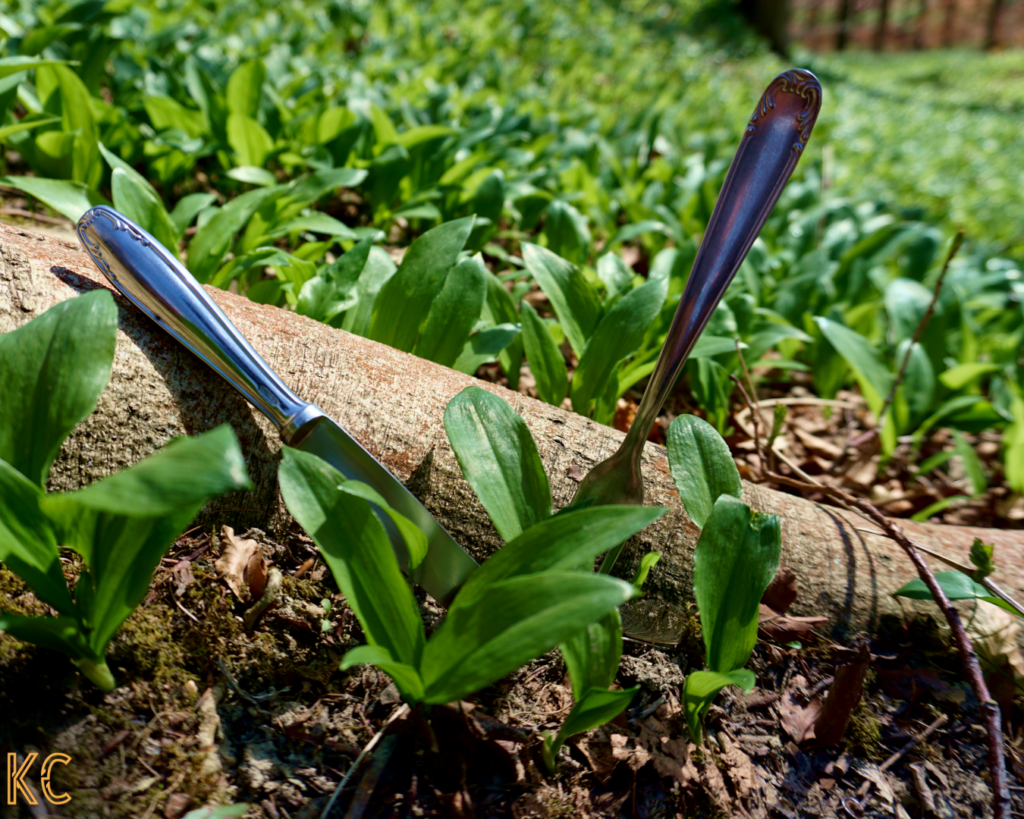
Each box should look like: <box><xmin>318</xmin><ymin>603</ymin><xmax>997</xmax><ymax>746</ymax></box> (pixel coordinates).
<box><xmin>3</xmin><ymin>222</ymin><xmax>1023</xmax><ymax>639</ymax></box>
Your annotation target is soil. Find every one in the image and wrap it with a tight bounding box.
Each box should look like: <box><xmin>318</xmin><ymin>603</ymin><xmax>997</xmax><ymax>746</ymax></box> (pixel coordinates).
<box><xmin>1</xmin><ymin>519</ymin><xmax>1022</xmax><ymax>819</ymax></box>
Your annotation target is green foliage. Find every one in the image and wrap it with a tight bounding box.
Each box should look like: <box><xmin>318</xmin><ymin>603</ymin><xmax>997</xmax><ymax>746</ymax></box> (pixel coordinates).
<box><xmin>666</xmin><ymin>415</ymin><xmax>781</xmax><ymax>742</ymax></box>
<box><xmin>444</xmin><ymin>385</ymin><xmax>665</xmax><ymax>760</ymax></box>
<box><xmin>279</xmin><ymin>434</ymin><xmax>647</xmax><ymax>706</ymax></box>
<box><xmin>893</xmin><ymin>567</ymin><xmax>1018</xmax><ymax>617</ymax></box>
<box><xmin>0</xmin><ymin>292</ymin><xmax>251</xmax><ymax>691</ymax></box>
<box><xmin>0</xmin><ymin>0</ymin><xmax>1019</xmax><ymax>497</ymax></box>
<box><xmin>666</xmin><ymin>415</ymin><xmax>744</xmax><ymax>529</ymax></box>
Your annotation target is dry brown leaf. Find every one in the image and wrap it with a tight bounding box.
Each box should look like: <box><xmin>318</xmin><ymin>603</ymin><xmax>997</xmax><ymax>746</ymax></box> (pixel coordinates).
<box><xmin>761</xmin><ymin>568</ymin><xmax>798</xmax><ymax>615</ymax></box>
<box><xmin>215</xmin><ymin>526</ymin><xmax>266</xmax><ymax>602</ymax></box>
<box><xmin>757</xmin><ymin>604</ymin><xmax>828</xmax><ymax>644</ymax></box>
<box><xmin>964</xmin><ymin>600</ymin><xmax>1024</xmax><ymax>686</ymax></box>
<box><xmin>778</xmin><ymin>676</ymin><xmax>821</xmax><ymax>744</ymax></box>
<box><xmin>793</xmin><ymin>426</ymin><xmax>844</xmax><ymax>460</ymax></box>
<box><xmin>718</xmin><ymin>733</ymin><xmax>762</xmax><ymax>802</ymax></box>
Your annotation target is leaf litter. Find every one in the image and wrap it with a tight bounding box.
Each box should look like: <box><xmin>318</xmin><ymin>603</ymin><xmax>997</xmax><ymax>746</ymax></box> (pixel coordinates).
<box><xmin>0</xmin><ymin>518</ymin><xmax>1020</xmax><ymax>818</ymax></box>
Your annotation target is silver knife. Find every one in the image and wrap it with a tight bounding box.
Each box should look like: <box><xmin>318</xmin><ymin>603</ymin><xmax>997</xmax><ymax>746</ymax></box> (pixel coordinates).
<box><xmin>76</xmin><ymin>205</ymin><xmax>479</xmax><ymax>605</ymax></box>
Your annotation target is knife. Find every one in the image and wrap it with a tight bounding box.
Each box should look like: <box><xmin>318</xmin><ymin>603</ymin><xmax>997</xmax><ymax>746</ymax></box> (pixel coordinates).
<box><xmin>76</xmin><ymin>205</ymin><xmax>479</xmax><ymax>605</ymax></box>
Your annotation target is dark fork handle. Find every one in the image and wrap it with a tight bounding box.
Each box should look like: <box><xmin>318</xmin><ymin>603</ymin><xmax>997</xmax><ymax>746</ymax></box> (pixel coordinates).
<box><xmin>622</xmin><ymin>69</ymin><xmax>822</xmax><ymax>456</ymax></box>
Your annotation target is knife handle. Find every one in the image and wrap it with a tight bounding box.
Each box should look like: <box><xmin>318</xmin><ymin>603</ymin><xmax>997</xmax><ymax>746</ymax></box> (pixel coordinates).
<box><xmin>77</xmin><ymin>205</ymin><xmax>324</xmax><ymax>440</ymax></box>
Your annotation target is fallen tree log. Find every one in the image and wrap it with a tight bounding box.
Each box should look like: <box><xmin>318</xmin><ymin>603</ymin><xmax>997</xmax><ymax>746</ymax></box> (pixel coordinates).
<box><xmin>2</xmin><ymin>221</ymin><xmax>1022</xmax><ymax>636</ymax></box>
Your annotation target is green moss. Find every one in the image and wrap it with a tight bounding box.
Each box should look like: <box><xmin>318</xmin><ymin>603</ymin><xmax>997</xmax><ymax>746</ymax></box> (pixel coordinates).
<box><xmin>845</xmin><ymin>699</ymin><xmax>884</xmax><ymax>761</ymax></box>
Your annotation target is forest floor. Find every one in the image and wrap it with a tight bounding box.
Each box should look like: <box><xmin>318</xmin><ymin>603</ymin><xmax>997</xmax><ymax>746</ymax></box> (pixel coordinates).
<box><xmin>1</xmin><ymin>212</ymin><xmax>1022</xmax><ymax>818</ymax></box>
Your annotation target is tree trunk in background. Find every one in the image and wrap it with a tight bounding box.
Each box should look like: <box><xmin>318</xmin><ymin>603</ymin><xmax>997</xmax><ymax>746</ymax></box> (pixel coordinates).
<box><xmin>943</xmin><ymin>0</ymin><xmax>957</xmax><ymax>46</ymax></box>
<box><xmin>805</xmin><ymin>0</ymin><xmax>821</xmax><ymax>41</ymax></box>
<box><xmin>836</xmin><ymin>0</ymin><xmax>853</xmax><ymax>49</ymax></box>
<box><xmin>4</xmin><ymin>223</ymin><xmax>1024</xmax><ymax>642</ymax></box>
<box><xmin>738</xmin><ymin>0</ymin><xmax>792</xmax><ymax>57</ymax></box>
<box><xmin>873</xmin><ymin>0</ymin><xmax>890</xmax><ymax>49</ymax></box>
<box><xmin>914</xmin><ymin>0</ymin><xmax>928</xmax><ymax>48</ymax></box>
<box><xmin>986</xmin><ymin>0</ymin><xmax>1005</xmax><ymax>48</ymax></box>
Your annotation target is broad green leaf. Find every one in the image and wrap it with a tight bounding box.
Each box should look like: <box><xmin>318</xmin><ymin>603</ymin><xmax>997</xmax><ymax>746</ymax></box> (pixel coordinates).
<box><xmin>264</xmin><ymin>213</ymin><xmax>358</xmax><ymax>241</ymax></box>
<box><xmin>666</xmin><ymin>415</ymin><xmax>743</xmax><ymax>529</ymax></box>
<box><xmin>369</xmin><ymin>105</ymin><xmax>400</xmax><ymax>148</ymax></box>
<box><xmin>0</xmin><ymin>290</ymin><xmax>117</xmax><ymax>487</ymax></box>
<box><xmin>0</xmin><ymin>613</ymin><xmax>90</xmax><ymax>659</ymax></box>
<box><xmin>896</xmin><ymin>339</ymin><xmax>934</xmax><ymax>421</ymax></box>
<box><xmin>631</xmin><ymin>552</ymin><xmax>661</xmax><ymax>591</ymax></box>
<box><xmin>0</xmin><ymin>175</ymin><xmax>105</xmax><ymax>221</ymax></box>
<box><xmin>443</xmin><ymin>386</ymin><xmax>551</xmax><ymax>541</ymax></box>
<box><xmin>421</xmin><ymin>572</ymin><xmax>636</xmax><ymax>704</ymax></box>
<box><xmin>554</xmin><ymin>685</ymin><xmax>638</xmax><ymax>743</ymax></box>
<box><xmin>182</xmin><ymin>806</ymin><xmax>249</xmax><ymax>819</ymax></box>
<box><xmin>571</xmin><ymin>275</ymin><xmax>667</xmax><ymax>416</ymax></box>
<box><xmin>36</xmin><ymin>64</ymin><xmax>100</xmax><ymax>188</ymax></box>
<box><xmin>341</xmin><ymin>245</ymin><xmax>397</xmax><ymax>336</ymax></box>
<box><xmin>951</xmin><ymin>431</ymin><xmax>987</xmax><ymax>495</ymax></box>
<box><xmin>336</xmin><ymin>481</ymin><xmax>428</xmax><ymax>571</ymax></box>
<box><xmin>188</xmin><ymin>185</ymin><xmax>284</xmax><ymax>282</ymax></box>
<box><xmin>225</xmin><ymin>166</ymin><xmax>278</xmax><ymax>187</ymax></box>
<box><xmin>225</xmin><ymin>60</ymin><xmax>265</xmax><ymax>118</ymax></box>
<box><xmin>885</xmin><ymin>278</ymin><xmax>933</xmax><ymax>343</ymax></box>
<box><xmin>111</xmin><ymin>169</ymin><xmax>180</xmax><ymax>257</ymax></box>
<box><xmin>0</xmin><ymin>56</ymin><xmax>66</xmax><ymax>81</ymax></box>
<box><xmin>413</xmin><ymin>256</ymin><xmax>487</xmax><ymax>367</ymax></box>
<box><xmin>451</xmin><ymin>505</ymin><xmax>666</xmax><ymax>613</ymax></box>
<box><xmin>340</xmin><ymin>645</ymin><xmax>425</xmax><ymax>703</ymax></box>
<box><xmin>521</xmin><ymin>242</ymin><xmax>600</xmax><ymax>358</ymax></box>
<box><xmin>939</xmin><ymin>362</ymin><xmax>1001</xmax><ymax>391</ymax></box>
<box><xmin>368</xmin><ymin>217</ymin><xmax>475</xmax><ymax>351</ymax></box>
<box><xmin>297</xmin><ymin>237</ymin><xmax>372</xmax><ymax>324</ymax></box>
<box><xmin>544</xmin><ymin>199</ymin><xmax>590</xmax><ymax>263</ymax></box>
<box><xmin>683</xmin><ymin>669</ymin><xmax>755</xmax><ymax>742</ymax></box>
<box><xmin>395</xmin><ymin>124</ymin><xmax>455</xmax><ymax>149</ymax></box>
<box><xmin>560</xmin><ymin>610</ymin><xmax>623</xmax><ymax>699</ymax></box>
<box><xmin>169</xmin><ymin>193</ymin><xmax>216</xmax><ymax>239</ymax></box>
<box><xmin>595</xmin><ymin>252</ymin><xmax>634</xmax><ymax>298</ymax></box>
<box><xmin>143</xmin><ymin>95</ymin><xmax>207</xmax><ymax>139</ymax></box>
<box><xmin>227</xmin><ymin>113</ymin><xmax>274</xmax><ymax>168</ymax></box>
<box><xmin>0</xmin><ymin>460</ymin><xmax>76</xmax><ymax>614</ymax></box>
<box><xmin>452</xmin><ymin>323</ymin><xmax>522</xmax><ymax>375</ymax></box>
<box><xmin>606</xmin><ymin>219</ymin><xmax>676</xmax><ymax>247</ymax></box>
<box><xmin>278</xmin><ymin>447</ymin><xmax>425</xmax><ymax>667</ymax></box>
<box><xmin>284</xmin><ymin>168</ymin><xmax>368</xmax><ymax>209</ymax></box>
<box><xmin>910</xmin><ymin>495</ymin><xmax>971</xmax><ymax>522</ymax></box>
<box><xmin>520</xmin><ymin>302</ymin><xmax>567</xmax><ymax>407</ymax></box>
<box><xmin>0</xmin><ymin>115</ymin><xmax>60</xmax><ymax>142</ymax></box>
<box><xmin>42</xmin><ymin>426</ymin><xmax>250</xmax><ymax>654</ymax></box>
<box><xmin>893</xmin><ymin>569</ymin><xmax>1017</xmax><ymax>615</ymax></box>
<box><xmin>814</xmin><ymin>317</ymin><xmax>893</xmax><ymax>411</ymax></box>
<box><xmin>482</xmin><ymin>271</ymin><xmax>524</xmax><ymax>389</ymax></box>
<box><xmin>693</xmin><ymin>496</ymin><xmax>781</xmax><ymax>674</ymax></box>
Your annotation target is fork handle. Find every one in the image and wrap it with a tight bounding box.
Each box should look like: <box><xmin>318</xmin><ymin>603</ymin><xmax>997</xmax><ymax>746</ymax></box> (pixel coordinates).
<box><xmin>77</xmin><ymin>205</ymin><xmax>323</xmax><ymax>440</ymax></box>
<box><xmin>622</xmin><ymin>69</ymin><xmax>822</xmax><ymax>457</ymax></box>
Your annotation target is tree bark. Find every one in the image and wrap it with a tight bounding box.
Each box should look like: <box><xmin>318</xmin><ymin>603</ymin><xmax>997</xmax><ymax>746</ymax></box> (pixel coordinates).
<box><xmin>873</xmin><ymin>0</ymin><xmax>890</xmax><ymax>50</ymax></box>
<box><xmin>2</xmin><ymin>223</ymin><xmax>1023</xmax><ymax>638</ymax></box>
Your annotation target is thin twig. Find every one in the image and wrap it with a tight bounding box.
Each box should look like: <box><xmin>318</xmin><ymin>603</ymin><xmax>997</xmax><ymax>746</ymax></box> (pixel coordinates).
<box><xmin>883</xmin><ymin>231</ymin><xmax>964</xmax><ymax>423</ymax></box>
<box><xmin>767</xmin><ymin>470</ymin><xmax>1010</xmax><ymax>819</ymax></box>
<box><xmin>853</xmin><ymin>528</ymin><xmax>1024</xmax><ymax>618</ymax></box>
<box><xmin>0</xmin><ymin>207</ymin><xmax>73</xmax><ymax>226</ymax></box>
<box><xmin>320</xmin><ymin>704</ymin><xmax>409</xmax><ymax>819</ymax></box>
<box><xmin>857</xmin><ymin>230</ymin><xmax>965</xmax><ymax>451</ymax></box>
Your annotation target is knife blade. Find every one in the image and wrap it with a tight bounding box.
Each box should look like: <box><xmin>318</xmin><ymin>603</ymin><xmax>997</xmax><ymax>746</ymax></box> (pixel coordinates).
<box><xmin>76</xmin><ymin>204</ymin><xmax>479</xmax><ymax>605</ymax></box>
